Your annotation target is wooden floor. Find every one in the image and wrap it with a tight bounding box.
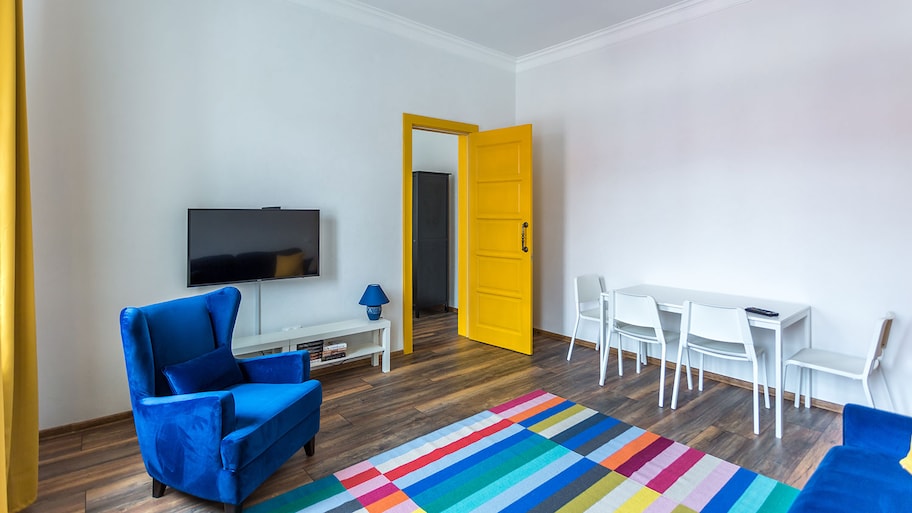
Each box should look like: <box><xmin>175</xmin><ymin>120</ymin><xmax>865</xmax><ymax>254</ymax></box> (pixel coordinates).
<box><xmin>24</xmin><ymin>312</ymin><xmax>841</xmax><ymax>512</ymax></box>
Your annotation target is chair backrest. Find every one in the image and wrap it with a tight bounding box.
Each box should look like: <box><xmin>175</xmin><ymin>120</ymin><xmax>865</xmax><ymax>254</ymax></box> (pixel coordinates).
<box><xmin>681</xmin><ymin>301</ymin><xmax>756</xmax><ymax>353</ymax></box>
<box><xmin>120</xmin><ymin>287</ymin><xmax>241</xmax><ymax>401</ymax></box>
<box><xmin>612</xmin><ymin>291</ymin><xmax>662</xmax><ymax>333</ymax></box>
<box><xmin>575</xmin><ymin>274</ymin><xmax>605</xmax><ymax>311</ymax></box>
<box><xmin>863</xmin><ymin>312</ymin><xmax>895</xmax><ymax>374</ymax></box>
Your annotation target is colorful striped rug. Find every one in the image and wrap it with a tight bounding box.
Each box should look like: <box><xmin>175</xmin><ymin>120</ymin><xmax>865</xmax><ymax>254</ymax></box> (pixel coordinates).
<box><xmin>249</xmin><ymin>390</ymin><xmax>798</xmax><ymax>513</ymax></box>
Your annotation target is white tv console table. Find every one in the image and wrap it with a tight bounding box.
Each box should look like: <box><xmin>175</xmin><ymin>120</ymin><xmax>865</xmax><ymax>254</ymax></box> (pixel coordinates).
<box><xmin>233</xmin><ymin>318</ymin><xmax>391</xmax><ymax>373</ymax></box>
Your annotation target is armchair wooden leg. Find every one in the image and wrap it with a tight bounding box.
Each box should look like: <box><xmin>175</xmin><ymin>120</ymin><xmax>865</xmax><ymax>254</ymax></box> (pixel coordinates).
<box><xmin>304</xmin><ymin>436</ymin><xmax>316</xmax><ymax>457</ymax></box>
<box><xmin>151</xmin><ymin>478</ymin><xmax>166</xmax><ymax>498</ymax></box>
<box><xmin>225</xmin><ymin>503</ymin><xmax>242</xmax><ymax>513</ymax></box>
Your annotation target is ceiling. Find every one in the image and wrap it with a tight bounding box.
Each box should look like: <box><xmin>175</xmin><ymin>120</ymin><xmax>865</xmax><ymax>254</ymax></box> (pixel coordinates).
<box><xmin>351</xmin><ymin>0</ymin><xmax>687</xmax><ymax>58</ymax></box>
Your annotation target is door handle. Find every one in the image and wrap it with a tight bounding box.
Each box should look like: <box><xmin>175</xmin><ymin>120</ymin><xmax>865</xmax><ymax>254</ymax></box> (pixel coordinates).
<box><xmin>521</xmin><ymin>222</ymin><xmax>529</xmax><ymax>253</ymax></box>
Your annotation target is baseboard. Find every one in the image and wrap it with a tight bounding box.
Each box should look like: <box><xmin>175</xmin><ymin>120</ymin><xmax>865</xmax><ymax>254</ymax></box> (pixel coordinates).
<box><xmin>535</xmin><ymin>327</ymin><xmax>579</xmax><ymax>345</ymax></box>
<box><xmin>537</xmin><ymin>328</ymin><xmax>844</xmax><ymax>414</ymax></box>
<box><xmin>41</xmin><ymin>329</ymin><xmax>841</xmax><ymax>437</ymax></box>
<box><xmin>40</xmin><ymin>410</ymin><xmax>134</xmax><ymax>440</ymax></box>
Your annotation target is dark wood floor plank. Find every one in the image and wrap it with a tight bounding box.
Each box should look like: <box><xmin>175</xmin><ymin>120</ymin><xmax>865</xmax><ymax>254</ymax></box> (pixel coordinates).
<box><xmin>23</xmin><ymin>312</ymin><xmax>840</xmax><ymax>512</ymax></box>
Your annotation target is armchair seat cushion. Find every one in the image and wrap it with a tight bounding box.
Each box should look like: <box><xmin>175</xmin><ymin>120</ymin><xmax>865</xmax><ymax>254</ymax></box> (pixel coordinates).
<box><xmin>221</xmin><ymin>381</ymin><xmax>322</xmax><ymax>471</ymax></box>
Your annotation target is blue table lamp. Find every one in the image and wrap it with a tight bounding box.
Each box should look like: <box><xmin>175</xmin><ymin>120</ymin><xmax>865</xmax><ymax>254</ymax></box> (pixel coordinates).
<box><xmin>359</xmin><ymin>284</ymin><xmax>389</xmax><ymax>320</ymax></box>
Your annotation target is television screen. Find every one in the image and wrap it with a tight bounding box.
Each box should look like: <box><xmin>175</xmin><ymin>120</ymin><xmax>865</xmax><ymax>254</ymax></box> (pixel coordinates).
<box><xmin>187</xmin><ymin>208</ymin><xmax>320</xmax><ymax>287</ymax></box>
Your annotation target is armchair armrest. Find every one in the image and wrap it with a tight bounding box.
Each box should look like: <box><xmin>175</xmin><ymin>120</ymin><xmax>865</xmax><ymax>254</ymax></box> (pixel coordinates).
<box><xmin>843</xmin><ymin>403</ymin><xmax>912</xmax><ymax>458</ymax></box>
<box><xmin>133</xmin><ymin>391</ymin><xmax>236</xmax><ymax>478</ymax></box>
<box><xmin>238</xmin><ymin>350</ymin><xmax>311</xmax><ymax>384</ymax></box>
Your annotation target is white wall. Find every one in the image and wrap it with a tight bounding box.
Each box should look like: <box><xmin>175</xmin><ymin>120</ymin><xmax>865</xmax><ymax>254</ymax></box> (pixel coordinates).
<box><xmin>412</xmin><ymin>130</ymin><xmax>459</xmax><ymax>308</ymax></box>
<box><xmin>24</xmin><ymin>0</ymin><xmax>515</xmax><ymax>428</ymax></box>
<box><xmin>25</xmin><ymin>0</ymin><xmax>912</xmax><ymax>429</ymax></box>
<box><xmin>519</xmin><ymin>0</ymin><xmax>912</xmax><ymax>413</ymax></box>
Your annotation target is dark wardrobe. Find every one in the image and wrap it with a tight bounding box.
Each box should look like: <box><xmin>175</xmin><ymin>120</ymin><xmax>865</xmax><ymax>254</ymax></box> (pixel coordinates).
<box><xmin>412</xmin><ymin>171</ymin><xmax>450</xmax><ymax>316</ymax></box>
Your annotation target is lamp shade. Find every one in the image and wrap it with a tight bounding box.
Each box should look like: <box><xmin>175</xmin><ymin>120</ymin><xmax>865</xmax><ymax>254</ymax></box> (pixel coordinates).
<box><xmin>359</xmin><ymin>284</ymin><xmax>389</xmax><ymax>307</ymax></box>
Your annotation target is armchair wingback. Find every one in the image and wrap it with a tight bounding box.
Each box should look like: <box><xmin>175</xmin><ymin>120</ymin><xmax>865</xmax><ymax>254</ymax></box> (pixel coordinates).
<box><xmin>120</xmin><ymin>287</ymin><xmax>322</xmax><ymax>513</ymax></box>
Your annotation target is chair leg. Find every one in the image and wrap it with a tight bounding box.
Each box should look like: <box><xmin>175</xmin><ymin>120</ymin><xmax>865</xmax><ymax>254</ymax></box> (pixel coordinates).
<box><xmin>305</xmin><ymin>436</ymin><xmax>316</xmax><ymax>457</ymax></box>
<box><xmin>567</xmin><ymin>315</ymin><xmax>581</xmax><ymax>361</ymax></box>
<box><xmin>784</xmin><ymin>364</ymin><xmax>797</xmax><ymax>408</ymax></box>
<box><xmin>862</xmin><ymin>377</ymin><xmax>875</xmax><ymax>408</ymax></box>
<box><xmin>752</xmin><ymin>360</ymin><xmax>760</xmax><ymax>435</ymax></box>
<box><xmin>617</xmin><ymin>334</ymin><xmax>624</xmax><ymax>377</ymax></box>
<box><xmin>593</xmin><ymin>318</ymin><xmax>601</xmax><ymax>351</ymax></box>
<box><xmin>599</xmin><ymin>330</ymin><xmax>611</xmax><ymax>386</ymax></box>
<box><xmin>804</xmin><ymin>369</ymin><xmax>811</xmax><ymax>408</ymax></box>
<box><xmin>684</xmin><ymin>349</ymin><xmax>693</xmax><ymax>390</ymax></box>
<box><xmin>698</xmin><ymin>354</ymin><xmax>705</xmax><ymax>392</ymax></box>
<box><xmin>151</xmin><ymin>478</ymin><xmax>166</xmax><ymax>498</ymax></box>
<box><xmin>657</xmin><ymin>343</ymin><xmax>666</xmax><ymax>408</ymax></box>
<box><xmin>671</xmin><ymin>342</ymin><xmax>685</xmax><ymax>410</ymax></box>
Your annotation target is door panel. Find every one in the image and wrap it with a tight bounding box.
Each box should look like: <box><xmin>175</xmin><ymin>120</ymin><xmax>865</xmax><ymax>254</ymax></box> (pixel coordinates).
<box><xmin>476</xmin><ymin>219</ymin><xmax>521</xmax><ymax>253</ymax></box>
<box><xmin>467</xmin><ymin>124</ymin><xmax>533</xmax><ymax>355</ymax></box>
<box><xmin>475</xmin><ymin>144</ymin><xmax>521</xmax><ymax>178</ymax></box>
<box><xmin>476</xmin><ymin>182</ymin><xmax>522</xmax><ymax>213</ymax></box>
<box><xmin>476</xmin><ymin>257</ymin><xmax>521</xmax><ymax>293</ymax></box>
<box><xmin>477</xmin><ymin>294</ymin><xmax>522</xmax><ymax>333</ymax></box>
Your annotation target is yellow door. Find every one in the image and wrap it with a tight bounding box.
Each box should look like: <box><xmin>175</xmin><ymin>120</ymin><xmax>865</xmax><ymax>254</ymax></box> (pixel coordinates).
<box><xmin>466</xmin><ymin>124</ymin><xmax>533</xmax><ymax>354</ymax></box>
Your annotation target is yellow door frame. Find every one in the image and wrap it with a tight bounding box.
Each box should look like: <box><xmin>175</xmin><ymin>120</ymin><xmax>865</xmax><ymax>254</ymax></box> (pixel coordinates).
<box><xmin>402</xmin><ymin>113</ymin><xmax>478</xmax><ymax>354</ymax></box>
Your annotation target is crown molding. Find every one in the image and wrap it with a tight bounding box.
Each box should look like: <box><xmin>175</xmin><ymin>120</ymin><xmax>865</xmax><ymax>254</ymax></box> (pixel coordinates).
<box><xmin>295</xmin><ymin>0</ymin><xmax>517</xmax><ymax>72</ymax></box>
<box><xmin>291</xmin><ymin>0</ymin><xmax>751</xmax><ymax>75</ymax></box>
<box><xmin>516</xmin><ymin>0</ymin><xmax>752</xmax><ymax>72</ymax></box>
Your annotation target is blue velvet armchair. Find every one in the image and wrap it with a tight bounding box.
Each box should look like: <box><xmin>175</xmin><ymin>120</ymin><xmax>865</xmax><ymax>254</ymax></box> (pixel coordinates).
<box><xmin>119</xmin><ymin>287</ymin><xmax>322</xmax><ymax>513</ymax></box>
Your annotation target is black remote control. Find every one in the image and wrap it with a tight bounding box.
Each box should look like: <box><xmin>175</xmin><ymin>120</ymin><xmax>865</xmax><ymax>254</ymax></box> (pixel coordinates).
<box><xmin>745</xmin><ymin>307</ymin><xmax>778</xmax><ymax>317</ymax></box>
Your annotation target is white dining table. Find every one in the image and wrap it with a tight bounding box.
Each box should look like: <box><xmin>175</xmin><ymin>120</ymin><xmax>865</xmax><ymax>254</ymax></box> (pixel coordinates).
<box><xmin>598</xmin><ymin>284</ymin><xmax>811</xmax><ymax>438</ymax></box>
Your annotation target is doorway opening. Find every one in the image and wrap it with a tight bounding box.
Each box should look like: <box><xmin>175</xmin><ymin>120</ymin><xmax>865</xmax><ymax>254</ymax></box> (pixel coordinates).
<box><xmin>411</xmin><ymin>131</ymin><xmax>457</xmax><ymax>324</ymax></box>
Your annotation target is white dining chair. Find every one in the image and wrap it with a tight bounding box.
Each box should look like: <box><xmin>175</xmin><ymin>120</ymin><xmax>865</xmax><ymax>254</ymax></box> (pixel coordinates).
<box><xmin>784</xmin><ymin>312</ymin><xmax>894</xmax><ymax>410</ymax></box>
<box><xmin>671</xmin><ymin>301</ymin><xmax>770</xmax><ymax>435</ymax></box>
<box><xmin>567</xmin><ymin>274</ymin><xmax>605</xmax><ymax>361</ymax></box>
<box><xmin>602</xmin><ymin>290</ymin><xmax>677</xmax><ymax>407</ymax></box>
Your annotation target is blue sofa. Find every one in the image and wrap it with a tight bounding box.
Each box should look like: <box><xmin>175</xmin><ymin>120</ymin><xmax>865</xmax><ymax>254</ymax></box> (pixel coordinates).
<box><xmin>788</xmin><ymin>403</ymin><xmax>912</xmax><ymax>512</ymax></box>
<box><xmin>120</xmin><ymin>287</ymin><xmax>322</xmax><ymax>513</ymax></box>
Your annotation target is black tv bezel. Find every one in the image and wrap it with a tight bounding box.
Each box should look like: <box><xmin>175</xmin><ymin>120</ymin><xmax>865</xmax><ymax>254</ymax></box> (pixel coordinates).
<box><xmin>186</xmin><ymin>208</ymin><xmax>320</xmax><ymax>287</ymax></box>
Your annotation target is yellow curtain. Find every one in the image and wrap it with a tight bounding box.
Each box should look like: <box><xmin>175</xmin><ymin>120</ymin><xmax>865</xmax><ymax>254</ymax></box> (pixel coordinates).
<box><xmin>0</xmin><ymin>0</ymin><xmax>39</xmax><ymax>511</ymax></box>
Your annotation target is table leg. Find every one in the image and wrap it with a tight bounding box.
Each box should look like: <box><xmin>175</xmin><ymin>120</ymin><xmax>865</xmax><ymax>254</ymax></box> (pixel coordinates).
<box><xmin>804</xmin><ymin>311</ymin><xmax>812</xmax><ymax>408</ymax></box>
<box><xmin>599</xmin><ymin>294</ymin><xmax>607</xmax><ymax>386</ymax></box>
<box><xmin>775</xmin><ymin>327</ymin><xmax>783</xmax><ymax>438</ymax></box>
<box><xmin>371</xmin><ymin>330</ymin><xmax>380</xmax><ymax>367</ymax></box>
<box><xmin>381</xmin><ymin>325</ymin><xmax>390</xmax><ymax>373</ymax></box>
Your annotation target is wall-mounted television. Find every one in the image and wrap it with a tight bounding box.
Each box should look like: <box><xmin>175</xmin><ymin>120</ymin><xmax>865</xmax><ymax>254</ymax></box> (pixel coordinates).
<box><xmin>187</xmin><ymin>208</ymin><xmax>320</xmax><ymax>287</ymax></box>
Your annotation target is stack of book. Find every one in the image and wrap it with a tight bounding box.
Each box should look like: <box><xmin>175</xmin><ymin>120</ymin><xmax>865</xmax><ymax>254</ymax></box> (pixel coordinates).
<box><xmin>296</xmin><ymin>340</ymin><xmax>324</xmax><ymax>362</ymax></box>
<box><xmin>322</xmin><ymin>341</ymin><xmax>347</xmax><ymax>362</ymax></box>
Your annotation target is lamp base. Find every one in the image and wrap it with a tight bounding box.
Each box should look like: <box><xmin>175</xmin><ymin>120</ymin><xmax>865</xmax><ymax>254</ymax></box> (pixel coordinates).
<box><xmin>366</xmin><ymin>305</ymin><xmax>382</xmax><ymax>321</ymax></box>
